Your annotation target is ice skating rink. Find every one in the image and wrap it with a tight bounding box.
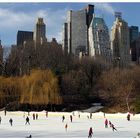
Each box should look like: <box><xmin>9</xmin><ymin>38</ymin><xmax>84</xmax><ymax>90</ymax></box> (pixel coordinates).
<box><xmin>0</xmin><ymin>111</ymin><xmax>140</xmax><ymax>138</ymax></box>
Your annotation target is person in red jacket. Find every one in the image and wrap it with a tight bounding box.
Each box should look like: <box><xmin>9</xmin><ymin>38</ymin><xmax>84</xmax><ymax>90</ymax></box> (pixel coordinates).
<box><xmin>88</xmin><ymin>127</ymin><xmax>93</xmax><ymax>138</ymax></box>
<box><xmin>65</xmin><ymin>123</ymin><xmax>68</xmax><ymax>131</ymax></box>
<box><xmin>105</xmin><ymin>119</ymin><xmax>108</xmax><ymax>128</ymax></box>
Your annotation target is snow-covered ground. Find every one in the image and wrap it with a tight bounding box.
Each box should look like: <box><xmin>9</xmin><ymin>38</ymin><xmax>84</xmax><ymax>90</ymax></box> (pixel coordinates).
<box><xmin>0</xmin><ymin>110</ymin><xmax>140</xmax><ymax>138</ymax></box>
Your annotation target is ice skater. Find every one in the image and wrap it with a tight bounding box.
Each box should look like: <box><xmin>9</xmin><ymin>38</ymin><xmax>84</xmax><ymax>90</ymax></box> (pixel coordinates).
<box><xmin>135</xmin><ymin>132</ymin><xmax>140</xmax><ymax>138</ymax></box>
<box><xmin>105</xmin><ymin>119</ymin><xmax>108</xmax><ymax>128</ymax></box>
<box><xmin>78</xmin><ymin>112</ymin><xmax>80</xmax><ymax>118</ymax></box>
<box><xmin>70</xmin><ymin>115</ymin><xmax>73</xmax><ymax>122</ymax></box>
<box><xmin>46</xmin><ymin>111</ymin><xmax>48</xmax><ymax>118</ymax></box>
<box><xmin>36</xmin><ymin>113</ymin><xmax>38</xmax><ymax>120</ymax></box>
<box><xmin>90</xmin><ymin>113</ymin><xmax>92</xmax><ymax>119</ymax></box>
<box><xmin>4</xmin><ymin>109</ymin><xmax>7</xmax><ymax>116</ymax></box>
<box><xmin>9</xmin><ymin>118</ymin><xmax>13</xmax><ymax>126</ymax></box>
<box><xmin>127</xmin><ymin>113</ymin><xmax>131</xmax><ymax>121</ymax></box>
<box><xmin>62</xmin><ymin>115</ymin><xmax>65</xmax><ymax>122</ymax></box>
<box><xmin>65</xmin><ymin>123</ymin><xmax>68</xmax><ymax>131</ymax></box>
<box><xmin>25</xmin><ymin>116</ymin><xmax>30</xmax><ymax>125</ymax></box>
<box><xmin>26</xmin><ymin>135</ymin><xmax>32</xmax><ymax>138</ymax></box>
<box><xmin>88</xmin><ymin>127</ymin><xmax>93</xmax><ymax>138</ymax></box>
<box><xmin>109</xmin><ymin>120</ymin><xmax>112</xmax><ymax>127</ymax></box>
<box><xmin>79</xmin><ymin>114</ymin><xmax>80</xmax><ymax>118</ymax></box>
<box><xmin>111</xmin><ymin>124</ymin><xmax>117</xmax><ymax>131</ymax></box>
<box><xmin>0</xmin><ymin>116</ymin><xmax>1</xmax><ymax>124</ymax></box>
<box><xmin>33</xmin><ymin>113</ymin><xmax>35</xmax><ymax>120</ymax></box>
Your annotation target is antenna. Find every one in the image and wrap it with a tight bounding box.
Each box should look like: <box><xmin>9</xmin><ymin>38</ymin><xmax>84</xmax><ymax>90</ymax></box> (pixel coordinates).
<box><xmin>114</xmin><ymin>12</ymin><xmax>122</xmax><ymax>19</ymax></box>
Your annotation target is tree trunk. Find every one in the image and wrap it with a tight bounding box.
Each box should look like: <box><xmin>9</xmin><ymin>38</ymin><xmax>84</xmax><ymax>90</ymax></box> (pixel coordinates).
<box><xmin>126</xmin><ymin>97</ymin><xmax>130</xmax><ymax>112</ymax></box>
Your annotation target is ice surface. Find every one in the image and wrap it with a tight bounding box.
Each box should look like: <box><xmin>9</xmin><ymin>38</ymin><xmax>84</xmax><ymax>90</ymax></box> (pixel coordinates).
<box><xmin>0</xmin><ymin>111</ymin><xmax>140</xmax><ymax>138</ymax></box>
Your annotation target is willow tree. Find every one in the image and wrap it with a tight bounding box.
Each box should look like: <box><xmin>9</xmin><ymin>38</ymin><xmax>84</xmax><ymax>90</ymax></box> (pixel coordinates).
<box><xmin>20</xmin><ymin>69</ymin><xmax>62</xmax><ymax>105</ymax></box>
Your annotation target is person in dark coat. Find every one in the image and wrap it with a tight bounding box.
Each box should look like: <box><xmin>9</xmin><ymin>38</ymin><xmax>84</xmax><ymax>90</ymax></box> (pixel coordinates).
<box><xmin>62</xmin><ymin>115</ymin><xmax>65</xmax><ymax>122</ymax></box>
<box><xmin>0</xmin><ymin>116</ymin><xmax>1</xmax><ymax>124</ymax></box>
<box><xmin>26</xmin><ymin>135</ymin><xmax>32</xmax><ymax>138</ymax></box>
<box><xmin>9</xmin><ymin>118</ymin><xmax>13</xmax><ymax>126</ymax></box>
<box><xmin>4</xmin><ymin>109</ymin><xmax>6</xmax><ymax>116</ymax></box>
<box><xmin>88</xmin><ymin>127</ymin><xmax>93</xmax><ymax>138</ymax></box>
<box><xmin>33</xmin><ymin>113</ymin><xmax>35</xmax><ymax>120</ymax></box>
<box><xmin>36</xmin><ymin>113</ymin><xmax>38</xmax><ymax>120</ymax></box>
<box><xmin>109</xmin><ymin>121</ymin><xmax>112</xmax><ymax>127</ymax></box>
<box><xmin>111</xmin><ymin>124</ymin><xmax>117</xmax><ymax>131</ymax></box>
<box><xmin>25</xmin><ymin>116</ymin><xmax>30</xmax><ymax>125</ymax></box>
<box><xmin>90</xmin><ymin>113</ymin><xmax>92</xmax><ymax>119</ymax></box>
<box><xmin>70</xmin><ymin>115</ymin><xmax>73</xmax><ymax>122</ymax></box>
<box><xmin>78</xmin><ymin>114</ymin><xmax>80</xmax><ymax>118</ymax></box>
<box><xmin>127</xmin><ymin>113</ymin><xmax>131</xmax><ymax>121</ymax></box>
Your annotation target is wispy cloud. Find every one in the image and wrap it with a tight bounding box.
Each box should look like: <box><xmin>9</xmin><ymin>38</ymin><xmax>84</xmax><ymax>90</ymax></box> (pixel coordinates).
<box><xmin>95</xmin><ymin>3</ymin><xmax>115</xmax><ymax>15</ymax></box>
<box><xmin>0</xmin><ymin>8</ymin><xmax>49</xmax><ymax>28</ymax></box>
<box><xmin>0</xmin><ymin>6</ymin><xmax>68</xmax><ymax>45</ymax></box>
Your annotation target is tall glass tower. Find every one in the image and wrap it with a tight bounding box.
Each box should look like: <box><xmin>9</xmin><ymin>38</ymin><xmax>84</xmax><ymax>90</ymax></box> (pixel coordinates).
<box><xmin>88</xmin><ymin>16</ymin><xmax>112</xmax><ymax>63</ymax></box>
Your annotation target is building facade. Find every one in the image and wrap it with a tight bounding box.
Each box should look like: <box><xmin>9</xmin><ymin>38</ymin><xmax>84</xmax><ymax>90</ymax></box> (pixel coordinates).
<box><xmin>129</xmin><ymin>26</ymin><xmax>139</xmax><ymax>61</ymax></box>
<box><xmin>17</xmin><ymin>31</ymin><xmax>33</xmax><ymax>46</ymax></box>
<box><xmin>0</xmin><ymin>40</ymin><xmax>3</xmax><ymax>64</ymax></box>
<box><xmin>62</xmin><ymin>23</ymin><xmax>68</xmax><ymax>53</ymax></box>
<box><xmin>131</xmin><ymin>37</ymin><xmax>140</xmax><ymax>64</ymax></box>
<box><xmin>34</xmin><ymin>18</ymin><xmax>46</xmax><ymax>47</ymax></box>
<box><xmin>111</xmin><ymin>13</ymin><xmax>131</xmax><ymax>68</ymax></box>
<box><xmin>88</xmin><ymin>16</ymin><xmax>112</xmax><ymax>62</ymax></box>
<box><xmin>63</xmin><ymin>4</ymin><xmax>94</xmax><ymax>56</ymax></box>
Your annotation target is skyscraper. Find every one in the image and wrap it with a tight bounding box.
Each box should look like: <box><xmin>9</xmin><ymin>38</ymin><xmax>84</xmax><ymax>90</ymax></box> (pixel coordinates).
<box><xmin>0</xmin><ymin>40</ymin><xmax>3</xmax><ymax>64</ymax></box>
<box><xmin>129</xmin><ymin>26</ymin><xmax>139</xmax><ymax>61</ymax></box>
<box><xmin>88</xmin><ymin>16</ymin><xmax>112</xmax><ymax>62</ymax></box>
<box><xmin>131</xmin><ymin>37</ymin><xmax>140</xmax><ymax>64</ymax></box>
<box><xmin>62</xmin><ymin>23</ymin><xmax>68</xmax><ymax>53</ymax></box>
<box><xmin>17</xmin><ymin>31</ymin><xmax>33</xmax><ymax>46</ymax></box>
<box><xmin>34</xmin><ymin>18</ymin><xmax>46</xmax><ymax>47</ymax></box>
<box><xmin>111</xmin><ymin>12</ymin><xmax>131</xmax><ymax>68</ymax></box>
<box><xmin>63</xmin><ymin>4</ymin><xmax>94</xmax><ymax>56</ymax></box>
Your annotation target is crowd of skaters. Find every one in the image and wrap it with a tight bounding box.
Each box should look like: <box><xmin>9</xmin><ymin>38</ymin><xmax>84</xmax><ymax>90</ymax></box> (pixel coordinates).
<box><xmin>0</xmin><ymin>109</ymin><xmax>139</xmax><ymax>138</ymax></box>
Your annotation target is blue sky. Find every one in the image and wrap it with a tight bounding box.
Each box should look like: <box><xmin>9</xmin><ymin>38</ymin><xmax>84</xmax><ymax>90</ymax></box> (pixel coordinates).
<box><xmin>0</xmin><ymin>3</ymin><xmax>140</xmax><ymax>47</ymax></box>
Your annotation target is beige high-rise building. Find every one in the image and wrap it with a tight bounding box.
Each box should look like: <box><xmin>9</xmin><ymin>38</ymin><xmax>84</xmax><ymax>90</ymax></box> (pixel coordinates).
<box><xmin>111</xmin><ymin>13</ymin><xmax>131</xmax><ymax>68</ymax></box>
<box><xmin>34</xmin><ymin>18</ymin><xmax>46</xmax><ymax>47</ymax></box>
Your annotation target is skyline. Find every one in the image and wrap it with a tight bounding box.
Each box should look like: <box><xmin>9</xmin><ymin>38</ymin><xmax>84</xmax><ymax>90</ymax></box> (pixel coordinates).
<box><xmin>0</xmin><ymin>3</ymin><xmax>140</xmax><ymax>46</ymax></box>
